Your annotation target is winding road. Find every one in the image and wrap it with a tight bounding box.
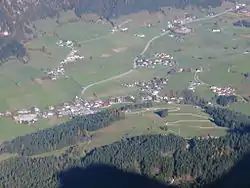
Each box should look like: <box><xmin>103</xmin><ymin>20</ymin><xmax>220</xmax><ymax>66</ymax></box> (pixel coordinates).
<box><xmin>126</xmin><ymin>107</ymin><xmax>180</xmax><ymax>115</ymax></box>
<box><xmin>194</xmin><ymin>70</ymin><xmax>247</xmax><ymax>103</ymax></box>
<box><xmin>81</xmin><ymin>8</ymin><xmax>233</xmax><ymax>96</ymax></box>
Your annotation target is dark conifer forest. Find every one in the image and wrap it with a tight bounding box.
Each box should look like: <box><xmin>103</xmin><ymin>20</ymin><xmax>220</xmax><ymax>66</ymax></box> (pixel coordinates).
<box><xmin>0</xmin><ymin>96</ymin><xmax>250</xmax><ymax>187</ymax></box>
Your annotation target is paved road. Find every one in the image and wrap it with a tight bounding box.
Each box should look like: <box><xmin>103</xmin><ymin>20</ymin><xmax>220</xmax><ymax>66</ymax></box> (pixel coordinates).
<box><xmin>81</xmin><ymin>69</ymin><xmax>135</xmax><ymax>95</ymax></box>
<box><xmin>81</xmin><ymin>9</ymin><xmax>232</xmax><ymax>96</ymax></box>
<box><xmin>140</xmin><ymin>31</ymin><xmax>170</xmax><ymax>55</ymax></box>
<box><xmin>194</xmin><ymin>71</ymin><xmax>209</xmax><ymax>86</ymax></box>
<box><xmin>194</xmin><ymin>71</ymin><xmax>247</xmax><ymax>103</ymax></box>
<box><xmin>185</xmin><ymin>8</ymin><xmax>233</xmax><ymax>24</ymax></box>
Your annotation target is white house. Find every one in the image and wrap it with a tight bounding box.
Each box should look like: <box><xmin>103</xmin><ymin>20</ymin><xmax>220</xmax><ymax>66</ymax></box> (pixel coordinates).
<box><xmin>212</xmin><ymin>29</ymin><xmax>221</xmax><ymax>33</ymax></box>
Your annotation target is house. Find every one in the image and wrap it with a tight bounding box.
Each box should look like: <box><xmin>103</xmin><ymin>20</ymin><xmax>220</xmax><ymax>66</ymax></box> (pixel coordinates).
<box><xmin>13</xmin><ymin>114</ymin><xmax>38</xmax><ymax>124</ymax></box>
<box><xmin>212</xmin><ymin>29</ymin><xmax>221</xmax><ymax>33</ymax></box>
<box><xmin>0</xmin><ymin>31</ymin><xmax>9</xmax><ymax>37</ymax></box>
<box><xmin>120</xmin><ymin>28</ymin><xmax>128</xmax><ymax>32</ymax></box>
<box><xmin>135</xmin><ymin>34</ymin><xmax>145</xmax><ymax>38</ymax></box>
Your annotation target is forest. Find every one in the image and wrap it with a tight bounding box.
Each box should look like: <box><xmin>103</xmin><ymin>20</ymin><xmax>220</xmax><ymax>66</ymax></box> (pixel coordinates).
<box><xmin>119</xmin><ymin>102</ymin><xmax>153</xmax><ymax>111</ymax></box>
<box><xmin>0</xmin><ymin>38</ymin><xmax>27</xmax><ymax>63</ymax></box>
<box><xmin>73</xmin><ymin>0</ymin><xmax>223</xmax><ymax>18</ymax></box>
<box><xmin>0</xmin><ymin>102</ymin><xmax>152</xmax><ymax>156</ymax></box>
<box><xmin>215</xmin><ymin>96</ymin><xmax>237</xmax><ymax>106</ymax></box>
<box><xmin>1</xmin><ymin>132</ymin><xmax>250</xmax><ymax>188</ymax></box>
<box><xmin>0</xmin><ymin>109</ymin><xmax>125</xmax><ymax>156</ymax></box>
<box><xmin>180</xmin><ymin>89</ymin><xmax>250</xmax><ymax>132</ymax></box>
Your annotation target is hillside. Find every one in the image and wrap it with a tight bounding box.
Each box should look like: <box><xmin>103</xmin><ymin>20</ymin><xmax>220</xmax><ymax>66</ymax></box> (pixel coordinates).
<box><xmin>0</xmin><ymin>95</ymin><xmax>250</xmax><ymax>187</ymax></box>
<box><xmin>0</xmin><ymin>0</ymin><xmax>224</xmax><ymax>68</ymax></box>
<box><xmin>0</xmin><ymin>133</ymin><xmax>250</xmax><ymax>188</ymax></box>
<box><xmin>0</xmin><ymin>0</ymin><xmax>223</xmax><ymax>40</ymax></box>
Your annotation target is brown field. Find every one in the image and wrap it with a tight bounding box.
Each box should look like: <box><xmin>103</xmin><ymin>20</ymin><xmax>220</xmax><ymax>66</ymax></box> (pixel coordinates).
<box><xmin>237</xmin><ymin>83</ymin><xmax>250</xmax><ymax>97</ymax></box>
<box><xmin>101</xmin><ymin>53</ymin><xmax>111</xmax><ymax>58</ymax></box>
<box><xmin>240</xmin><ymin>34</ymin><xmax>250</xmax><ymax>38</ymax></box>
<box><xmin>34</xmin><ymin>78</ymin><xmax>44</xmax><ymax>85</ymax></box>
<box><xmin>112</xmin><ymin>47</ymin><xmax>128</xmax><ymax>53</ymax></box>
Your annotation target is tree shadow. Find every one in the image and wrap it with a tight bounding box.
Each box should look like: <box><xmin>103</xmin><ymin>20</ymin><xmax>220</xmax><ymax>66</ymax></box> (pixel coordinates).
<box><xmin>204</xmin><ymin>152</ymin><xmax>250</xmax><ymax>188</ymax></box>
<box><xmin>58</xmin><ymin>152</ymin><xmax>250</xmax><ymax>188</ymax></box>
<box><xmin>58</xmin><ymin>164</ymin><xmax>177</xmax><ymax>188</ymax></box>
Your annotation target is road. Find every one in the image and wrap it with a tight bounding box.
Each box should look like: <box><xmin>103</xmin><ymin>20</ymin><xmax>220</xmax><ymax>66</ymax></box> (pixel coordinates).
<box><xmin>185</xmin><ymin>8</ymin><xmax>233</xmax><ymax>24</ymax></box>
<box><xmin>81</xmin><ymin>69</ymin><xmax>135</xmax><ymax>95</ymax></box>
<box><xmin>194</xmin><ymin>71</ymin><xmax>209</xmax><ymax>86</ymax></box>
<box><xmin>81</xmin><ymin>9</ymin><xmax>232</xmax><ymax>96</ymax></box>
<box><xmin>126</xmin><ymin>107</ymin><xmax>180</xmax><ymax>115</ymax></box>
<box><xmin>194</xmin><ymin>71</ymin><xmax>247</xmax><ymax>103</ymax></box>
<box><xmin>140</xmin><ymin>31</ymin><xmax>170</xmax><ymax>55</ymax></box>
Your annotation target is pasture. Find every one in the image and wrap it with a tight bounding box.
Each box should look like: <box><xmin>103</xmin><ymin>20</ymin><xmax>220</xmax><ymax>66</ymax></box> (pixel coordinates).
<box><xmin>0</xmin><ymin>4</ymin><xmax>248</xmax><ymax>143</ymax></box>
<box><xmin>0</xmin><ymin>10</ymin><xmax>164</xmax><ymax>111</ymax></box>
<box><xmin>31</xmin><ymin>104</ymin><xmax>226</xmax><ymax>158</ymax></box>
<box><xmin>0</xmin><ymin>117</ymin><xmax>68</xmax><ymax>141</ymax></box>
<box><xmin>84</xmin><ymin>104</ymin><xmax>226</xmax><ymax>151</ymax></box>
<box><xmin>143</xmin><ymin>10</ymin><xmax>250</xmax><ymax>109</ymax></box>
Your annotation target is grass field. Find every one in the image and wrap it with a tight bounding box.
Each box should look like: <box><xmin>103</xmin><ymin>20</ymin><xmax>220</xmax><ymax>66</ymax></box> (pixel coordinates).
<box><xmin>0</xmin><ymin>4</ymin><xmax>248</xmax><ymax>142</ymax></box>
<box><xmin>0</xmin><ymin>117</ymin><xmax>68</xmax><ymax>141</ymax></box>
<box><xmin>28</xmin><ymin>104</ymin><xmax>227</xmax><ymax>159</ymax></box>
<box><xmin>229</xmin><ymin>103</ymin><xmax>250</xmax><ymax>115</ymax></box>
<box><xmin>83</xmin><ymin>104</ymin><xmax>226</xmax><ymax>151</ymax></box>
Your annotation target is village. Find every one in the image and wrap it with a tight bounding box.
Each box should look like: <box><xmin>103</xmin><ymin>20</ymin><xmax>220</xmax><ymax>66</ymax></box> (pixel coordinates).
<box><xmin>0</xmin><ymin>73</ymin><xmax>185</xmax><ymax>125</ymax></box>
<box><xmin>0</xmin><ymin>5</ymin><xmax>244</xmax><ymax>125</ymax></box>
<box><xmin>210</xmin><ymin>86</ymin><xmax>236</xmax><ymax>96</ymax></box>
<box><xmin>43</xmin><ymin>40</ymin><xmax>84</xmax><ymax>80</ymax></box>
<box><xmin>3</xmin><ymin>88</ymin><xmax>185</xmax><ymax>125</ymax></box>
<box><xmin>134</xmin><ymin>52</ymin><xmax>178</xmax><ymax>69</ymax></box>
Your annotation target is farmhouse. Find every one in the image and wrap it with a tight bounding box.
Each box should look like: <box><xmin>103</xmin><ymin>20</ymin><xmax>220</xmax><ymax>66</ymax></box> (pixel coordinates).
<box><xmin>120</xmin><ymin>27</ymin><xmax>128</xmax><ymax>32</ymax></box>
<box><xmin>134</xmin><ymin>34</ymin><xmax>145</xmax><ymax>38</ymax></box>
<box><xmin>212</xmin><ymin>29</ymin><xmax>221</xmax><ymax>33</ymax></box>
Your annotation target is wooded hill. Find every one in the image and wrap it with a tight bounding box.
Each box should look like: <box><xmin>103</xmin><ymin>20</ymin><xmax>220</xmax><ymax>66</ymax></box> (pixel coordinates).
<box><xmin>0</xmin><ymin>133</ymin><xmax>250</xmax><ymax>188</ymax></box>
<box><xmin>0</xmin><ymin>94</ymin><xmax>250</xmax><ymax>187</ymax></box>
<box><xmin>0</xmin><ymin>108</ymin><xmax>125</xmax><ymax>156</ymax></box>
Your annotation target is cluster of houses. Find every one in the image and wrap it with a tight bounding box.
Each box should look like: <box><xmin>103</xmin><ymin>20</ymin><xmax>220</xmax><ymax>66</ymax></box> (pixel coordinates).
<box><xmin>56</xmin><ymin>40</ymin><xmax>75</xmax><ymax>48</ymax></box>
<box><xmin>135</xmin><ymin>52</ymin><xmax>178</xmax><ymax>68</ymax></box>
<box><xmin>120</xmin><ymin>76</ymin><xmax>185</xmax><ymax>104</ymax></box>
<box><xmin>5</xmin><ymin>95</ymin><xmax>137</xmax><ymax>124</ymax></box>
<box><xmin>5</xmin><ymin>73</ymin><xmax>186</xmax><ymax>124</ymax></box>
<box><xmin>140</xmin><ymin>94</ymin><xmax>184</xmax><ymax>104</ymax></box>
<box><xmin>234</xmin><ymin>3</ymin><xmax>250</xmax><ymax>16</ymax></box>
<box><xmin>111</xmin><ymin>26</ymin><xmax>130</xmax><ymax>33</ymax></box>
<box><xmin>121</xmin><ymin>77</ymin><xmax>168</xmax><ymax>95</ymax></box>
<box><xmin>44</xmin><ymin>41</ymin><xmax>84</xmax><ymax>80</ymax></box>
<box><xmin>165</xmin><ymin>16</ymin><xmax>194</xmax><ymax>35</ymax></box>
<box><xmin>210</xmin><ymin>86</ymin><xmax>236</xmax><ymax>96</ymax></box>
<box><xmin>0</xmin><ymin>31</ymin><xmax>9</xmax><ymax>38</ymax></box>
<box><xmin>188</xmin><ymin>81</ymin><xmax>201</xmax><ymax>92</ymax></box>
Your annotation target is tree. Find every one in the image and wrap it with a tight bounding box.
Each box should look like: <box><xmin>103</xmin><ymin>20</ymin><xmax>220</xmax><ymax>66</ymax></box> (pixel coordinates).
<box><xmin>155</xmin><ymin>109</ymin><xmax>168</xmax><ymax>117</ymax></box>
